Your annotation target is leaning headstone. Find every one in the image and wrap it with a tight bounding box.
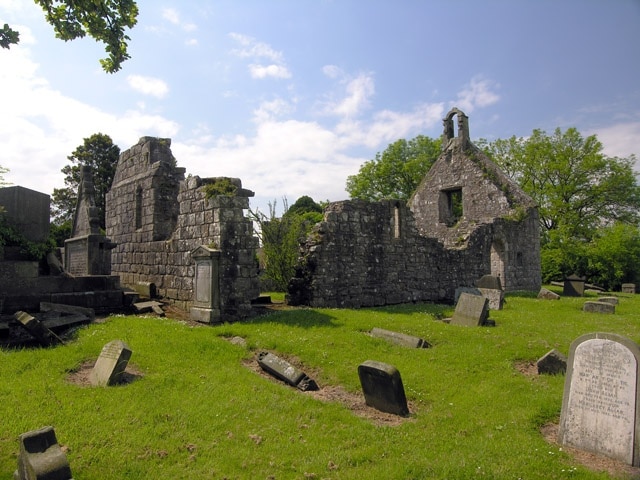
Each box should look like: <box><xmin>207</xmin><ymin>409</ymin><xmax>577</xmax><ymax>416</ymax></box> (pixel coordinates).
<box><xmin>358</xmin><ymin>360</ymin><xmax>409</xmax><ymax>416</ymax></box>
<box><xmin>13</xmin><ymin>311</ymin><xmax>59</xmax><ymax>347</ymax></box>
<box><xmin>450</xmin><ymin>293</ymin><xmax>489</xmax><ymax>326</ymax></box>
<box><xmin>558</xmin><ymin>333</ymin><xmax>640</xmax><ymax>466</ymax></box>
<box><xmin>598</xmin><ymin>297</ymin><xmax>619</xmax><ymax>306</ymax></box>
<box><xmin>536</xmin><ymin>349</ymin><xmax>567</xmax><ymax>375</ymax></box>
<box><xmin>475</xmin><ymin>275</ymin><xmax>502</xmax><ymax>290</ymax></box>
<box><xmin>583</xmin><ymin>301</ymin><xmax>615</xmax><ymax>314</ymax></box>
<box><xmin>538</xmin><ymin>288</ymin><xmax>560</xmax><ymax>300</ymax></box>
<box><xmin>257</xmin><ymin>352</ymin><xmax>318</xmax><ymax>391</ymax></box>
<box><xmin>370</xmin><ymin>327</ymin><xmax>430</xmax><ymax>349</ymax></box>
<box><xmin>14</xmin><ymin>426</ymin><xmax>73</xmax><ymax>480</ymax></box>
<box><xmin>89</xmin><ymin>340</ymin><xmax>132</xmax><ymax>386</ymax></box>
<box><xmin>622</xmin><ymin>283</ymin><xmax>636</xmax><ymax>294</ymax></box>
<box><xmin>456</xmin><ymin>287</ymin><xmax>503</xmax><ymax>310</ymax></box>
<box><xmin>563</xmin><ymin>274</ymin><xmax>586</xmax><ymax>297</ymax></box>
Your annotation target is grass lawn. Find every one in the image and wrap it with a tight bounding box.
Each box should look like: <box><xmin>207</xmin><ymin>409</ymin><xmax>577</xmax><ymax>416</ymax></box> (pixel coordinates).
<box><xmin>2</xmin><ymin>287</ymin><xmax>640</xmax><ymax>479</ymax></box>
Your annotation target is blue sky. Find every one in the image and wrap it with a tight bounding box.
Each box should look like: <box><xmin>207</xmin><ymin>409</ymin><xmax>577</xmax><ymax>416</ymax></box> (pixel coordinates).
<box><xmin>1</xmin><ymin>0</ymin><xmax>639</xmax><ymax>214</ymax></box>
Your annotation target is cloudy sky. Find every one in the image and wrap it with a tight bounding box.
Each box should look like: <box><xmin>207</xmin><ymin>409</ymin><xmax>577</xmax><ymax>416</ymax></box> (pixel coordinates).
<box><xmin>1</xmin><ymin>0</ymin><xmax>639</xmax><ymax>214</ymax></box>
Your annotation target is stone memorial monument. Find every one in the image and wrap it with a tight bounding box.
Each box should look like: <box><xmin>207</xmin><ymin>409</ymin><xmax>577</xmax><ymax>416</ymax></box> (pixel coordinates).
<box><xmin>190</xmin><ymin>245</ymin><xmax>221</xmax><ymax>323</ymax></box>
<box><xmin>563</xmin><ymin>274</ymin><xmax>585</xmax><ymax>297</ymax></box>
<box><xmin>558</xmin><ymin>332</ymin><xmax>640</xmax><ymax>466</ymax></box>
<box><xmin>358</xmin><ymin>360</ymin><xmax>409</xmax><ymax>416</ymax></box>
<box><xmin>89</xmin><ymin>340</ymin><xmax>132</xmax><ymax>386</ymax></box>
<box><xmin>450</xmin><ymin>292</ymin><xmax>490</xmax><ymax>326</ymax></box>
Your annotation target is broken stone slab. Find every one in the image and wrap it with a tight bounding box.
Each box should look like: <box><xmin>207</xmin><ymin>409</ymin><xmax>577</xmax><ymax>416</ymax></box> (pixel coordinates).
<box><xmin>13</xmin><ymin>311</ymin><xmax>60</xmax><ymax>347</ymax></box>
<box><xmin>358</xmin><ymin>360</ymin><xmax>409</xmax><ymax>417</ymax></box>
<box><xmin>40</xmin><ymin>302</ymin><xmax>95</xmax><ymax>320</ymax></box>
<box><xmin>257</xmin><ymin>351</ymin><xmax>318</xmax><ymax>391</ymax></box>
<box><xmin>14</xmin><ymin>426</ymin><xmax>73</xmax><ymax>480</ymax></box>
<box><xmin>538</xmin><ymin>288</ymin><xmax>560</xmax><ymax>300</ymax></box>
<box><xmin>41</xmin><ymin>314</ymin><xmax>91</xmax><ymax>332</ymax></box>
<box><xmin>450</xmin><ymin>293</ymin><xmax>490</xmax><ymax>326</ymax></box>
<box><xmin>89</xmin><ymin>340</ymin><xmax>132</xmax><ymax>386</ymax></box>
<box><xmin>475</xmin><ymin>274</ymin><xmax>502</xmax><ymax>290</ymax></box>
<box><xmin>583</xmin><ymin>301</ymin><xmax>615</xmax><ymax>314</ymax></box>
<box><xmin>133</xmin><ymin>301</ymin><xmax>164</xmax><ymax>315</ymax></box>
<box><xmin>133</xmin><ymin>282</ymin><xmax>156</xmax><ymax>299</ymax></box>
<box><xmin>370</xmin><ymin>327</ymin><xmax>430</xmax><ymax>349</ymax></box>
<box><xmin>597</xmin><ymin>296</ymin><xmax>619</xmax><ymax>306</ymax></box>
<box><xmin>536</xmin><ymin>349</ymin><xmax>567</xmax><ymax>375</ymax></box>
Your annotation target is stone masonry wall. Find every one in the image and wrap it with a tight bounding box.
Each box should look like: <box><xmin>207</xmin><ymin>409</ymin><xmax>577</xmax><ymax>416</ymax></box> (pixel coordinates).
<box><xmin>106</xmin><ymin>137</ymin><xmax>260</xmax><ymax>319</ymax></box>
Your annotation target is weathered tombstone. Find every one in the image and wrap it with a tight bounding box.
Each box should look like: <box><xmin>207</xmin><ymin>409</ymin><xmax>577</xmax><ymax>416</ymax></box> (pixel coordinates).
<box><xmin>558</xmin><ymin>333</ymin><xmax>640</xmax><ymax>466</ymax></box>
<box><xmin>190</xmin><ymin>246</ymin><xmax>221</xmax><ymax>324</ymax></box>
<box><xmin>598</xmin><ymin>296</ymin><xmax>619</xmax><ymax>306</ymax></box>
<box><xmin>563</xmin><ymin>274</ymin><xmax>586</xmax><ymax>297</ymax></box>
<box><xmin>583</xmin><ymin>301</ymin><xmax>615</xmax><ymax>314</ymax></box>
<box><xmin>14</xmin><ymin>426</ymin><xmax>73</xmax><ymax>480</ymax></box>
<box><xmin>370</xmin><ymin>327</ymin><xmax>430</xmax><ymax>348</ymax></box>
<box><xmin>257</xmin><ymin>351</ymin><xmax>318</xmax><ymax>391</ymax></box>
<box><xmin>455</xmin><ymin>287</ymin><xmax>503</xmax><ymax>310</ymax></box>
<box><xmin>475</xmin><ymin>275</ymin><xmax>502</xmax><ymax>290</ymax></box>
<box><xmin>89</xmin><ymin>340</ymin><xmax>132</xmax><ymax>386</ymax></box>
<box><xmin>358</xmin><ymin>360</ymin><xmax>409</xmax><ymax>416</ymax></box>
<box><xmin>13</xmin><ymin>311</ymin><xmax>59</xmax><ymax>347</ymax></box>
<box><xmin>537</xmin><ymin>288</ymin><xmax>560</xmax><ymax>300</ymax></box>
<box><xmin>450</xmin><ymin>292</ymin><xmax>489</xmax><ymax>326</ymax></box>
<box><xmin>536</xmin><ymin>349</ymin><xmax>567</xmax><ymax>375</ymax></box>
<box><xmin>622</xmin><ymin>283</ymin><xmax>636</xmax><ymax>294</ymax></box>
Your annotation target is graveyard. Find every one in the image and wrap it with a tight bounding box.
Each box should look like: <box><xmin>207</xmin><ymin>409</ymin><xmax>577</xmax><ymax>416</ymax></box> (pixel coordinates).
<box><xmin>2</xmin><ymin>287</ymin><xmax>640</xmax><ymax>479</ymax></box>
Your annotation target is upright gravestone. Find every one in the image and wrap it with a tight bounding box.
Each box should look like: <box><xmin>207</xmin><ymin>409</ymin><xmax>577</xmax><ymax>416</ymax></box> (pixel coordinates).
<box><xmin>622</xmin><ymin>283</ymin><xmax>636</xmax><ymax>294</ymax></box>
<box><xmin>558</xmin><ymin>333</ymin><xmax>640</xmax><ymax>466</ymax></box>
<box><xmin>190</xmin><ymin>245</ymin><xmax>221</xmax><ymax>324</ymax></box>
<box><xmin>89</xmin><ymin>340</ymin><xmax>132</xmax><ymax>386</ymax></box>
<box><xmin>450</xmin><ymin>292</ymin><xmax>489</xmax><ymax>326</ymax></box>
<box><xmin>563</xmin><ymin>274</ymin><xmax>586</xmax><ymax>297</ymax></box>
<box><xmin>358</xmin><ymin>360</ymin><xmax>409</xmax><ymax>416</ymax></box>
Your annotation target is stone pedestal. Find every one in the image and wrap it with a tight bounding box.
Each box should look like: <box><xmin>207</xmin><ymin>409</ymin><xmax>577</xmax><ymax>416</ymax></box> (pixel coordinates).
<box><xmin>64</xmin><ymin>234</ymin><xmax>115</xmax><ymax>276</ymax></box>
<box><xmin>190</xmin><ymin>246</ymin><xmax>221</xmax><ymax>324</ymax></box>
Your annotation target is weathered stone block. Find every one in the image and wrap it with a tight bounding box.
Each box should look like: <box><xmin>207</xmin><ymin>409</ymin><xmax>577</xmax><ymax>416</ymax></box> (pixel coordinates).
<box><xmin>370</xmin><ymin>327</ymin><xmax>430</xmax><ymax>348</ymax></box>
<box><xmin>583</xmin><ymin>301</ymin><xmax>615</xmax><ymax>314</ymax></box>
<box><xmin>14</xmin><ymin>426</ymin><xmax>73</xmax><ymax>480</ymax></box>
<box><xmin>538</xmin><ymin>288</ymin><xmax>560</xmax><ymax>300</ymax></box>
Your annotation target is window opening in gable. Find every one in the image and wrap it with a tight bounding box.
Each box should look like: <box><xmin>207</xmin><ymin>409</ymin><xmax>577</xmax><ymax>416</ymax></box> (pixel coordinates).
<box><xmin>439</xmin><ymin>188</ymin><xmax>463</xmax><ymax>226</ymax></box>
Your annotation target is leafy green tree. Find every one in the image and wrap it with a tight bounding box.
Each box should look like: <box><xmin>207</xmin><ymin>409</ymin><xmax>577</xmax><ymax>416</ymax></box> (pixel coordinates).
<box><xmin>51</xmin><ymin>133</ymin><xmax>120</xmax><ymax>230</ymax></box>
<box><xmin>346</xmin><ymin>135</ymin><xmax>441</xmax><ymax>201</ymax></box>
<box><xmin>252</xmin><ymin>197</ymin><xmax>323</xmax><ymax>291</ymax></box>
<box><xmin>1</xmin><ymin>1</ymin><xmax>138</xmax><ymax>73</ymax></box>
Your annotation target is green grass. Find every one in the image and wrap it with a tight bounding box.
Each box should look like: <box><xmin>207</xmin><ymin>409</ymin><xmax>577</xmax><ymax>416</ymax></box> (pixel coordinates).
<box><xmin>1</xmin><ymin>287</ymin><xmax>639</xmax><ymax>479</ymax></box>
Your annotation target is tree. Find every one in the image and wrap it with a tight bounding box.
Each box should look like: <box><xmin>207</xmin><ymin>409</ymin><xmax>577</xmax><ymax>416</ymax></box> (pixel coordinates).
<box><xmin>251</xmin><ymin>197</ymin><xmax>323</xmax><ymax>291</ymax></box>
<box><xmin>1</xmin><ymin>1</ymin><xmax>138</xmax><ymax>73</ymax></box>
<box><xmin>51</xmin><ymin>133</ymin><xmax>120</xmax><ymax>230</ymax></box>
<box><xmin>482</xmin><ymin>127</ymin><xmax>640</xmax><ymax>285</ymax></box>
<box><xmin>346</xmin><ymin>135</ymin><xmax>441</xmax><ymax>202</ymax></box>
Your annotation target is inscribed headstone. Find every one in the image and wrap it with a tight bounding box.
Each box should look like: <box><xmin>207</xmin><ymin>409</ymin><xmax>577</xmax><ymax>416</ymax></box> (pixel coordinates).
<box><xmin>450</xmin><ymin>293</ymin><xmax>489</xmax><ymax>326</ymax></box>
<box><xmin>370</xmin><ymin>327</ymin><xmax>430</xmax><ymax>348</ymax></box>
<box><xmin>558</xmin><ymin>333</ymin><xmax>640</xmax><ymax>466</ymax></box>
<box><xmin>257</xmin><ymin>351</ymin><xmax>318</xmax><ymax>391</ymax></box>
<box><xmin>89</xmin><ymin>340</ymin><xmax>132</xmax><ymax>386</ymax></box>
<box><xmin>358</xmin><ymin>360</ymin><xmax>409</xmax><ymax>416</ymax></box>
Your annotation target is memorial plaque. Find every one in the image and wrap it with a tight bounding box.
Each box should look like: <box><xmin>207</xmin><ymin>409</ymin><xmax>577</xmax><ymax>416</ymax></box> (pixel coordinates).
<box><xmin>558</xmin><ymin>333</ymin><xmax>640</xmax><ymax>466</ymax></box>
<box><xmin>89</xmin><ymin>340</ymin><xmax>132</xmax><ymax>386</ymax></box>
<box><xmin>195</xmin><ymin>261</ymin><xmax>212</xmax><ymax>303</ymax></box>
<box><xmin>66</xmin><ymin>241</ymin><xmax>87</xmax><ymax>276</ymax></box>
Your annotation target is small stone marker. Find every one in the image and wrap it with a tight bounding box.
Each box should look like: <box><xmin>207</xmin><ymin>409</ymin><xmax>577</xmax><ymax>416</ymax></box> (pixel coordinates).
<box><xmin>89</xmin><ymin>340</ymin><xmax>132</xmax><ymax>386</ymax></box>
<box><xmin>537</xmin><ymin>288</ymin><xmax>560</xmax><ymax>300</ymax></box>
<box><xmin>622</xmin><ymin>283</ymin><xmax>636</xmax><ymax>294</ymax></box>
<box><xmin>558</xmin><ymin>333</ymin><xmax>640</xmax><ymax>466</ymax></box>
<box><xmin>370</xmin><ymin>327</ymin><xmax>430</xmax><ymax>348</ymax></box>
<box><xmin>450</xmin><ymin>293</ymin><xmax>489</xmax><ymax>326</ymax></box>
<box><xmin>13</xmin><ymin>311</ymin><xmax>59</xmax><ymax>347</ymax></box>
<box><xmin>14</xmin><ymin>426</ymin><xmax>73</xmax><ymax>480</ymax></box>
<box><xmin>598</xmin><ymin>296</ymin><xmax>619</xmax><ymax>305</ymax></box>
<box><xmin>536</xmin><ymin>349</ymin><xmax>567</xmax><ymax>375</ymax></box>
<box><xmin>358</xmin><ymin>360</ymin><xmax>409</xmax><ymax>416</ymax></box>
<box><xmin>583</xmin><ymin>301</ymin><xmax>615</xmax><ymax>314</ymax></box>
<box><xmin>257</xmin><ymin>352</ymin><xmax>318</xmax><ymax>391</ymax></box>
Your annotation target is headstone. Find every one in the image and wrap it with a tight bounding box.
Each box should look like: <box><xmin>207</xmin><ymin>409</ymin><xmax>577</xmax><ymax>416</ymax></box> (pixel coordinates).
<box><xmin>257</xmin><ymin>351</ymin><xmax>318</xmax><ymax>391</ymax></box>
<box><xmin>14</xmin><ymin>426</ymin><xmax>73</xmax><ymax>480</ymax></box>
<box><xmin>583</xmin><ymin>301</ymin><xmax>615</xmax><ymax>314</ymax></box>
<box><xmin>538</xmin><ymin>288</ymin><xmax>560</xmax><ymax>300</ymax></box>
<box><xmin>89</xmin><ymin>340</ymin><xmax>132</xmax><ymax>386</ymax></box>
<box><xmin>13</xmin><ymin>311</ymin><xmax>59</xmax><ymax>347</ymax></box>
<box><xmin>455</xmin><ymin>287</ymin><xmax>503</xmax><ymax>310</ymax></box>
<box><xmin>536</xmin><ymin>349</ymin><xmax>567</xmax><ymax>375</ymax></box>
<box><xmin>370</xmin><ymin>327</ymin><xmax>430</xmax><ymax>348</ymax></box>
<box><xmin>190</xmin><ymin>246</ymin><xmax>221</xmax><ymax>323</ymax></box>
<box><xmin>475</xmin><ymin>274</ymin><xmax>502</xmax><ymax>290</ymax></box>
<box><xmin>358</xmin><ymin>360</ymin><xmax>409</xmax><ymax>416</ymax></box>
<box><xmin>563</xmin><ymin>274</ymin><xmax>585</xmax><ymax>297</ymax></box>
<box><xmin>450</xmin><ymin>292</ymin><xmax>489</xmax><ymax>326</ymax></box>
<box><xmin>558</xmin><ymin>333</ymin><xmax>640</xmax><ymax>466</ymax></box>
<box><xmin>598</xmin><ymin>297</ymin><xmax>619</xmax><ymax>306</ymax></box>
<box><xmin>622</xmin><ymin>283</ymin><xmax>636</xmax><ymax>294</ymax></box>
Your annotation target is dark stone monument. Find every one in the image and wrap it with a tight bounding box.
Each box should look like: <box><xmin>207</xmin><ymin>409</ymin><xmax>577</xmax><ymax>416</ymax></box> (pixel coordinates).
<box><xmin>558</xmin><ymin>333</ymin><xmax>640</xmax><ymax>466</ymax></box>
<box><xmin>89</xmin><ymin>340</ymin><xmax>132</xmax><ymax>386</ymax></box>
<box><xmin>563</xmin><ymin>274</ymin><xmax>586</xmax><ymax>297</ymax></box>
<box><xmin>257</xmin><ymin>352</ymin><xmax>318</xmax><ymax>391</ymax></box>
<box><xmin>450</xmin><ymin>292</ymin><xmax>490</xmax><ymax>326</ymax></box>
<box><xmin>14</xmin><ymin>426</ymin><xmax>73</xmax><ymax>480</ymax></box>
<box><xmin>358</xmin><ymin>360</ymin><xmax>409</xmax><ymax>416</ymax></box>
<box><xmin>536</xmin><ymin>349</ymin><xmax>567</xmax><ymax>375</ymax></box>
<box><xmin>0</xmin><ymin>186</ymin><xmax>50</xmax><ymax>244</ymax></box>
<box><xmin>190</xmin><ymin>245</ymin><xmax>221</xmax><ymax>324</ymax></box>
<box><xmin>370</xmin><ymin>327</ymin><xmax>430</xmax><ymax>348</ymax></box>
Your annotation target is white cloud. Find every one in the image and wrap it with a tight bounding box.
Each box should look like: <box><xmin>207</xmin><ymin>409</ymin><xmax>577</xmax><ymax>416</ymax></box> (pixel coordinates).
<box><xmin>320</xmin><ymin>72</ymin><xmax>375</xmax><ymax>118</ymax></box>
<box><xmin>252</xmin><ymin>98</ymin><xmax>295</xmax><ymax>123</ymax></box>
<box><xmin>127</xmin><ymin>75</ymin><xmax>169</xmax><ymax>98</ymax></box>
<box><xmin>249</xmin><ymin>64</ymin><xmax>291</xmax><ymax>79</ymax></box>
<box><xmin>322</xmin><ymin>65</ymin><xmax>343</xmax><ymax>79</ymax></box>
<box><xmin>162</xmin><ymin>7</ymin><xmax>197</xmax><ymax>32</ymax></box>
<box><xmin>229</xmin><ymin>33</ymin><xmax>291</xmax><ymax>80</ymax></box>
<box><xmin>589</xmin><ymin>121</ymin><xmax>640</xmax><ymax>160</ymax></box>
<box><xmin>454</xmin><ymin>76</ymin><xmax>500</xmax><ymax>113</ymax></box>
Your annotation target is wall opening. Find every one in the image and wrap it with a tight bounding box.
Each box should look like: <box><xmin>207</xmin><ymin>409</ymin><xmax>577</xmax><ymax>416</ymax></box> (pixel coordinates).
<box><xmin>135</xmin><ymin>186</ymin><xmax>143</xmax><ymax>230</ymax></box>
<box><xmin>439</xmin><ymin>188</ymin><xmax>463</xmax><ymax>226</ymax></box>
<box><xmin>491</xmin><ymin>240</ymin><xmax>506</xmax><ymax>286</ymax></box>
